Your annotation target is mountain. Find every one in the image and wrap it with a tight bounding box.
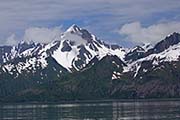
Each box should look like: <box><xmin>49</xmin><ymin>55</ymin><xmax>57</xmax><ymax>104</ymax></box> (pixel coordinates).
<box><xmin>124</xmin><ymin>43</ymin><xmax>153</xmax><ymax>62</ymax></box>
<box><xmin>115</xmin><ymin>32</ymin><xmax>180</xmax><ymax>98</ymax></box>
<box><xmin>0</xmin><ymin>25</ymin><xmax>180</xmax><ymax>102</ymax></box>
<box><xmin>0</xmin><ymin>24</ymin><xmax>126</xmax><ymax>76</ymax></box>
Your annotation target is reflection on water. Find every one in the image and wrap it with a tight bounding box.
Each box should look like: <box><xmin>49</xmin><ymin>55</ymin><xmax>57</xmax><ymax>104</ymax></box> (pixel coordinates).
<box><xmin>0</xmin><ymin>100</ymin><xmax>180</xmax><ymax>120</ymax></box>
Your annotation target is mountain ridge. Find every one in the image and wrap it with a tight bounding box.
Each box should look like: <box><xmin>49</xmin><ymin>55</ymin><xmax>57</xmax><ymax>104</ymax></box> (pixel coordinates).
<box><xmin>0</xmin><ymin>24</ymin><xmax>180</xmax><ymax>102</ymax></box>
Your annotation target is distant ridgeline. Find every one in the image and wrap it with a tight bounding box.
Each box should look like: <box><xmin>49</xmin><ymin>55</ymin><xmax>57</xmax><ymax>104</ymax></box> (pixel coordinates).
<box><xmin>0</xmin><ymin>25</ymin><xmax>180</xmax><ymax>102</ymax></box>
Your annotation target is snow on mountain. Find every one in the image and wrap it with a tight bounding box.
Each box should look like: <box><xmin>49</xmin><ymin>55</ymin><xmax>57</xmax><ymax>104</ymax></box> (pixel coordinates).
<box><xmin>1</xmin><ymin>24</ymin><xmax>179</xmax><ymax>78</ymax></box>
<box><xmin>138</xmin><ymin>42</ymin><xmax>180</xmax><ymax>63</ymax></box>
<box><xmin>52</xmin><ymin>40</ymin><xmax>80</xmax><ymax>71</ymax></box>
<box><xmin>61</xmin><ymin>25</ymin><xmax>88</xmax><ymax>46</ymax></box>
<box><xmin>123</xmin><ymin>33</ymin><xmax>180</xmax><ymax>77</ymax></box>
<box><xmin>52</xmin><ymin>24</ymin><xmax>126</xmax><ymax>71</ymax></box>
<box><xmin>0</xmin><ymin>24</ymin><xmax>126</xmax><ymax>74</ymax></box>
<box><xmin>141</xmin><ymin>43</ymin><xmax>153</xmax><ymax>52</ymax></box>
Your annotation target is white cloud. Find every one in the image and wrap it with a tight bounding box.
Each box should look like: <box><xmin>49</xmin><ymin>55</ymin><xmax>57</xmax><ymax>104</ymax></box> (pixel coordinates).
<box><xmin>118</xmin><ymin>21</ymin><xmax>180</xmax><ymax>44</ymax></box>
<box><xmin>5</xmin><ymin>34</ymin><xmax>18</xmax><ymax>46</ymax></box>
<box><xmin>3</xmin><ymin>26</ymin><xmax>63</xmax><ymax>45</ymax></box>
<box><xmin>0</xmin><ymin>0</ymin><xmax>179</xmax><ymax>43</ymax></box>
<box><xmin>23</xmin><ymin>26</ymin><xmax>63</xmax><ymax>43</ymax></box>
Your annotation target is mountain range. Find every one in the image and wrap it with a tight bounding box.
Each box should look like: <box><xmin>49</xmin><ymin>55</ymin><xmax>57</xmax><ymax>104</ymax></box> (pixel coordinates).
<box><xmin>0</xmin><ymin>24</ymin><xmax>180</xmax><ymax>102</ymax></box>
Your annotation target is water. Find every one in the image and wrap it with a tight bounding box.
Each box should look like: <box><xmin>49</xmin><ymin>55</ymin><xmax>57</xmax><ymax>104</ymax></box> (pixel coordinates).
<box><xmin>0</xmin><ymin>100</ymin><xmax>180</xmax><ymax>120</ymax></box>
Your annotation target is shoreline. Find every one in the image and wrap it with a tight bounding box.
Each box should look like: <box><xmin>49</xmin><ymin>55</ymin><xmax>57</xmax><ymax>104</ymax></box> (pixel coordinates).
<box><xmin>1</xmin><ymin>98</ymin><xmax>180</xmax><ymax>105</ymax></box>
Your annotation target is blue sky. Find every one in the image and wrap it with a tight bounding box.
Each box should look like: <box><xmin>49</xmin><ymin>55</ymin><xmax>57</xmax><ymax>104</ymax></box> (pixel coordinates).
<box><xmin>1</xmin><ymin>0</ymin><xmax>180</xmax><ymax>47</ymax></box>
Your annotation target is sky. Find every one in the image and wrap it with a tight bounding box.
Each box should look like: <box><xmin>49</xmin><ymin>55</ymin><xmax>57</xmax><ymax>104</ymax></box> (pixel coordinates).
<box><xmin>1</xmin><ymin>0</ymin><xmax>180</xmax><ymax>47</ymax></box>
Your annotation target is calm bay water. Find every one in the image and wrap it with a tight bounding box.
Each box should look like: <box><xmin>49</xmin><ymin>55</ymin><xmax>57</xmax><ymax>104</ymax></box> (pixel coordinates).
<box><xmin>0</xmin><ymin>100</ymin><xmax>180</xmax><ymax>120</ymax></box>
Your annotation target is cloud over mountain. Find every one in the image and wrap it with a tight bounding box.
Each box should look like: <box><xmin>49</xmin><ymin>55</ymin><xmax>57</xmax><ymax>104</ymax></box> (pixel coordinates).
<box><xmin>0</xmin><ymin>0</ymin><xmax>180</xmax><ymax>46</ymax></box>
<box><xmin>119</xmin><ymin>21</ymin><xmax>180</xmax><ymax>44</ymax></box>
<box><xmin>23</xmin><ymin>26</ymin><xmax>63</xmax><ymax>43</ymax></box>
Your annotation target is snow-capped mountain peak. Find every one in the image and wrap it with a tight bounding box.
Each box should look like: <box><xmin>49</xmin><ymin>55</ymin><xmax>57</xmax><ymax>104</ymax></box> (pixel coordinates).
<box><xmin>0</xmin><ymin>24</ymin><xmax>126</xmax><ymax>75</ymax></box>
<box><xmin>141</xmin><ymin>43</ymin><xmax>153</xmax><ymax>51</ymax></box>
<box><xmin>52</xmin><ymin>24</ymin><xmax>126</xmax><ymax>71</ymax></box>
<box><xmin>1</xmin><ymin>23</ymin><xmax>180</xmax><ymax>99</ymax></box>
<box><xmin>66</xmin><ymin>24</ymin><xmax>81</xmax><ymax>33</ymax></box>
<box><xmin>61</xmin><ymin>24</ymin><xmax>94</xmax><ymax>46</ymax></box>
<box><xmin>123</xmin><ymin>32</ymin><xmax>180</xmax><ymax>78</ymax></box>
